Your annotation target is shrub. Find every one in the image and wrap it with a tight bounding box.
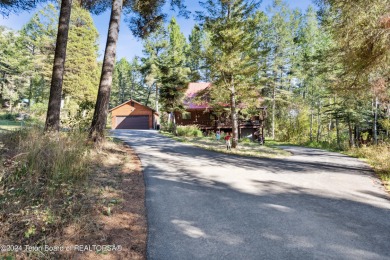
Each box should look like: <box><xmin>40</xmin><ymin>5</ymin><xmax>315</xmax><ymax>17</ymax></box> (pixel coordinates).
<box><xmin>240</xmin><ymin>137</ymin><xmax>252</xmax><ymax>144</ymax></box>
<box><xmin>176</xmin><ymin>125</ymin><xmax>203</xmax><ymax>137</ymax></box>
<box><xmin>0</xmin><ymin>112</ymin><xmax>17</xmax><ymax>120</ymax></box>
<box><xmin>29</xmin><ymin>102</ymin><xmax>47</xmax><ymax>118</ymax></box>
<box><xmin>193</xmin><ymin>129</ymin><xmax>203</xmax><ymax>137</ymax></box>
<box><xmin>160</xmin><ymin>121</ymin><xmax>174</xmax><ymax>132</ymax></box>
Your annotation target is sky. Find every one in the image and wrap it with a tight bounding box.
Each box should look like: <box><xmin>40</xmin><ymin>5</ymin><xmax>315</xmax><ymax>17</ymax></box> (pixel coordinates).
<box><xmin>0</xmin><ymin>0</ymin><xmax>315</xmax><ymax>61</ymax></box>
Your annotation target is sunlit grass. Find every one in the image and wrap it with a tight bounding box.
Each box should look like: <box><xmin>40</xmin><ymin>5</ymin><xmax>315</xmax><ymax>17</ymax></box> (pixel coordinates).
<box><xmin>347</xmin><ymin>145</ymin><xmax>390</xmax><ymax>191</ymax></box>
<box><xmin>160</xmin><ymin>131</ymin><xmax>290</xmax><ymax>158</ymax></box>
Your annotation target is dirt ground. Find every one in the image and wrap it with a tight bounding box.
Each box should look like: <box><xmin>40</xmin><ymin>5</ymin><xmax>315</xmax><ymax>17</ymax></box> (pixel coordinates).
<box><xmin>0</xmin><ymin>140</ymin><xmax>147</xmax><ymax>260</ymax></box>
<box><xmin>71</xmin><ymin>143</ymin><xmax>147</xmax><ymax>260</ymax></box>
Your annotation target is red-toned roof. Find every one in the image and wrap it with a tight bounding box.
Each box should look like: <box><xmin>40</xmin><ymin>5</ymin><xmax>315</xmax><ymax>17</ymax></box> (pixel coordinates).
<box><xmin>185</xmin><ymin>82</ymin><xmax>211</xmax><ymax>98</ymax></box>
<box><xmin>184</xmin><ymin>82</ymin><xmax>211</xmax><ymax>109</ymax></box>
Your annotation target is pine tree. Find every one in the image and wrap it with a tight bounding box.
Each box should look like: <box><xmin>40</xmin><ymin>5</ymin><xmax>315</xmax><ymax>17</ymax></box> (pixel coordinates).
<box><xmin>89</xmin><ymin>0</ymin><xmax>123</xmax><ymax>142</ymax></box>
<box><xmin>187</xmin><ymin>24</ymin><xmax>204</xmax><ymax>82</ymax></box>
<box><xmin>261</xmin><ymin>0</ymin><xmax>300</xmax><ymax>140</ymax></box>
<box><xmin>141</xmin><ymin>26</ymin><xmax>168</xmax><ymax>112</ymax></box>
<box><xmin>63</xmin><ymin>4</ymin><xmax>100</xmax><ymax>112</ymax></box>
<box><xmin>199</xmin><ymin>0</ymin><xmax>260</xmax><ymax>148</ymax></box>
<box><xmin>318</xmin><ymin>0</ymin><xmax>390</xmax><ymax>87</ymax></box>
<box><xmin>42</xmin><ymin>0</ymin><xmax>72</xmax><ymax>131</ymax></box>
<box><xmin>89</xmin><ymin>0</ymin><xmax>188</xmax><ymax>142</ymax></box>
<box><xmin>112</xmin><ymin>58</ymin><xmax>131</xmax><ymax>106</ymax></box>
<box><xmin>158</xmin><ymin>17</ymin><xmax>190</xmax><ymax>135</ymax></box>
<box><xmin>0</xmin><ymin>26</ymin><xmax>30</xmax><ymax>109</ymax></box>
<box><xmin>20</xmin><ymin>4</ymin><xmax>58</xmax><ymax>105</ymax></box>
<box><xmin>21</xmin><ymin>3</ymin><xmax>100</xmax><ymax>115</ymax></box>
<box><xmin>111</xmin><ymin>57</ymin><xmax>147</xmax><ymax>107</ymax></box>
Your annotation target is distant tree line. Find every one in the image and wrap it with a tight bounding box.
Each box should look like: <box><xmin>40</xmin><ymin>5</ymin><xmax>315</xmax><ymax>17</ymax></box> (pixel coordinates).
<box><xmin>1</xmin><ymin>0</ymin><xmax>388</xmax><ymax>148</ymax></box>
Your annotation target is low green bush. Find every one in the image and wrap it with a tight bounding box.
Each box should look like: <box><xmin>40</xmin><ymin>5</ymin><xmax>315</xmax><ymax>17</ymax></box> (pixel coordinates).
<box><xmin>0</xmin><ymin>112</ymin><xmax>17</xmax><ymax>120</ymax></box>
<box><xmin>177</xmin><ymin>125</ymin><xmax>203</xmax><ymax>137</ymax></box>
<box><xmin>240</xmin><ymin>137</ymin><xmax>252</xmax><ymax>144</ymax></box>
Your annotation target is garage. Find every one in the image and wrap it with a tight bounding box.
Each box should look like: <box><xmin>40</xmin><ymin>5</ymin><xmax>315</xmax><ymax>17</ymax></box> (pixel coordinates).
<box><xmin>109</xmin><ymin>99</ymin><xmax>159</xmax><ymax>130</ymax></box>
<box><xmin>115</xmin><ymin>116</ymin><xmax>149</xmax><ymax>129</ymax></box>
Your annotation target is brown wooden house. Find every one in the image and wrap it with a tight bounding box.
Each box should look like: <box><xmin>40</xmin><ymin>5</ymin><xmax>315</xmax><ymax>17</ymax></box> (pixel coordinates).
<box><xmin>175</xmin><ymin>83</ymin><xmax>267</xmax><ymax>139</ymax></box>
<box><xmin>109</xmin><ymin>99</ymin><xmax>159</xmax><ymax>129</ymax></box>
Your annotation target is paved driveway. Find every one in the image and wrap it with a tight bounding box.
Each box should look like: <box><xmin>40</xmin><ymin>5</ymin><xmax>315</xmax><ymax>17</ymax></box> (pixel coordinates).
<box><xmin>112</xmin><ymin>130</ymin><xmax>390</xmax><ymax>260</ymax></box>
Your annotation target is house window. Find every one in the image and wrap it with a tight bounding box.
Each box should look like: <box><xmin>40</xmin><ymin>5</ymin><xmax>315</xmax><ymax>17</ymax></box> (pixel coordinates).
<box><xmin>182</xmin><ymin>112</ymin><xmax>191</xmax><ymax>120</ymax></box>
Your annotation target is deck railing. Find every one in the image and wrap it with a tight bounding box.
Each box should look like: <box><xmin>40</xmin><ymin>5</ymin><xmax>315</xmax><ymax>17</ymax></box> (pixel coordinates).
<box><xmin>179</xmin><ymin>119</ymin><xmax>262</xmax><ymax>129</ymax></box>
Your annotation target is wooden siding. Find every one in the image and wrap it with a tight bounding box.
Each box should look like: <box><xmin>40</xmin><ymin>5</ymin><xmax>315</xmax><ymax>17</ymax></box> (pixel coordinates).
<box><xmin>175</xmin><ymin>110</ymin><xmax>212</xmax><ymax>127</ymax></box>
<box><xmin>111</xmin><ymin>101</ymin><xmax>156</xmax><ymax>129</ymax></box>
<box><xmin>175</xmin><ymin>109</ymin><xmax>265</xmax><ymax>130</ymax></box>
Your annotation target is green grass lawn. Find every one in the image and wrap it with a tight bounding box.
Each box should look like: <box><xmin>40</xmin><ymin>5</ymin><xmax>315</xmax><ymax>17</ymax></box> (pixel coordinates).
<box><xmin>160</xmin><ymin>131</ymin><xmax>291</xmax><ymax>158</ymax></box>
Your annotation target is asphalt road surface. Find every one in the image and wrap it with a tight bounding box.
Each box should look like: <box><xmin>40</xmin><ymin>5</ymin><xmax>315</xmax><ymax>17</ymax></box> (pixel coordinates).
<box><xmin>112</xmin><ymin>130</ymin><xmax>390</xmax><ymax>260</ymax></box>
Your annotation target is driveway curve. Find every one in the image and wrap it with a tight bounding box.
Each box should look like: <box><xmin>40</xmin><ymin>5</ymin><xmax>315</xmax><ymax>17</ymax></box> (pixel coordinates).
<box><xmin>112</xmin><ymin>130</ymin><xmax>390</xmax><ymax>260</ymax></box>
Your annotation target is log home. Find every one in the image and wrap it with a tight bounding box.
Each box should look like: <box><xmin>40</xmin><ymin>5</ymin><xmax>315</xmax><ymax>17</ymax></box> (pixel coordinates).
<box><xmin>174</xmin><ymin>82</ymin><xmax>267</xmax><ymax>140</ymax></box>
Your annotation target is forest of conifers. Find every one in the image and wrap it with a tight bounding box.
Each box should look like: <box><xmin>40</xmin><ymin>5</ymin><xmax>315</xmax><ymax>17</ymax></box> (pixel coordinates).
<box><xmin>0</xmin><ymin>0</ymin><xmax>389</xmax><ymax>149</ymax></box>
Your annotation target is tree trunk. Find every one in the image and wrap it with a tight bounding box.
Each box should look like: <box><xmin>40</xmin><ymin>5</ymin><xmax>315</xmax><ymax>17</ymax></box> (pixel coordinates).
<box><xmin>336</xmin><ymin>114</ymin><xmax>341</xmax><ymax>149</ymax></box>
<box><xmin>271</xmin><ymin>85</ymin><xmax>276</xmax><ymax>140</ymax></box>
<box><xmin>155</xmin><ymin>83</ymin><xmax>159</xmax><ymax>113</ymax></box>
<box><xmin>28</xmin><ymin>77</ymin><xmax>33</xmax><ymax>110</ymax></box>
<box><xmin>230</xmin><ymin>85</ymin><xmax>239</xmax><ymax>148</ymax></box>
<box><xmin>309</xmin><ymin>108</ymin><xmax>313</xmax><ymax>142</ymax></box>
<box><xmin>348</xmin><ymin>117</ymin><xmax>355</xmax><ymax>147</ymax></box>
<box><xmin>171</xmin><ymin>112</ymin><xmax>177</xmax><ymax>135</ymax></box>
<box><xmin>120</xmin><ymin>74</ymin><xmax>125</xmax><ymax>103</ymax></box>
<box><xmin>373</xmin><ymin>96</ymin><xmax>378</xmax><ymax>145</ymax></box>
<box><xmin>89</xmin><ymin>0</ymin><xmax>123</xmax><ymax>142</ymax></box>
<box><xmin>316</xmin><ymin>106</ymin><xmax>321</xmax><ymax>142</ymax></box>
<box><xmin>44</xmin><ymin>0</ymin><xmax>72</xmax><ymax>132</ymax></box>
<box><xmin>145</xmin><ymin>83</ymin><xmax>152</xmax><ymax>107</ymax></box>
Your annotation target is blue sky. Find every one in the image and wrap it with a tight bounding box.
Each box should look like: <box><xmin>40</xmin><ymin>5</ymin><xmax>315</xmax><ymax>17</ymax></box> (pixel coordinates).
<box><xmin>0</xmin><ymin>0</ymin><xmax>314</xmax><ymax>61</ymax></box>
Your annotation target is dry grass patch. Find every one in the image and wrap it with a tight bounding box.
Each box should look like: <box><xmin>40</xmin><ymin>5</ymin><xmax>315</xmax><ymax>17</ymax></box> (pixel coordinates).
<box><xmin>347</xmin><ymin>144</ymin><xmax>390</xmax><ymax>191</ymax></box>
<box><xmin>0</xmin><ymin>129</ymin><xmax>146</xmax><ymax>259</ymax></box>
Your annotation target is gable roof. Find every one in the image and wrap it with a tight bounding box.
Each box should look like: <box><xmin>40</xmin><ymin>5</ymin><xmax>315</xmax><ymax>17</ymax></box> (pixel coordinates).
<box><xmin>109</xmin><ymin>99</ymin><xmax>158</xmax><ymax>114</ymax></box>
<box><xmin>184</xmin><ymin>82</ymin><xmax>212</xmax><ymax>109</ymax></box>
<box><xmin>183</xmin><ymin>82</ymin><xmax>265</xmax><ymax>110</ymax></box>
<box><xmin>185</xmin><ymin>82</ymin><xmax>211</xmax><ymax>98</ymax></box>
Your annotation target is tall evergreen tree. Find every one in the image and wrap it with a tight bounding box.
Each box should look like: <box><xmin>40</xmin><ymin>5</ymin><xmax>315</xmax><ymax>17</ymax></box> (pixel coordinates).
<box><xmin>111</xmin><ymin>57</ymin><xmax>147</xmax><ymax>107</ymax></box>
<box><xmin>0</xmin><ymin>26</ymin><xmax>30</xmax><ymax>108</ymax></box>
<box><xmin>112</xmin><ymin>58</ymin><xmax>131</xmax><ymax>105</ymax></box>
<box><xmin>187</xmin><ymin>24</ymin><xmax>204</xmax><ymax>82</ymax></box>
<box><xmin>44</xmin><ymin>0</ymin><xmax>72</xmax><ymax>131</ymax></box>
<box><xmin>199</xmin><ymin>0</ymin><xmax>260</xmax><ymax>148</ymax></box>
<box><xmin>89</xmin><ymin>0</ymin><xmax>123</xmax><ymax>142</ymax></box>
<box><xmin>1</xmin><ymin>0</ymin><xmax>71</xmax><ymax>126</ymax></box>
<box><xmin>63</xmin><ymin>4</ymin><xmax>100</xmax><ymax>112</ymax></box>
<box><xmin>89</xmin><ymin>0</ymin><xmax>187</xmax><ymax>142</ymax></box>
<box><xmin>158</xmin><ymin>17</ymin><xmax>190</xmax><ymax>135</ymax></box>
<box><xmin>20</xmin><ymin>3</ymin><xmax>100</xmax><ymax>114</ymax></box>
<box><xmin>141</xmin><ymin>26</ymin><xmax>168</xmax><ymax>112</ymax></box>
<box><xmin>318</xmin><ymin>0</ymin><xmax>390</xmax><ymax>88</ymax></box>
<box><xmin>20</xmin><ymin>4</ymin><xmax>58</xmax><ymax>105</ymax></box>
<box><xmin>261</xmin><ymin>0</ymin><xmax>300</xmax><ymax>139</ymax></box>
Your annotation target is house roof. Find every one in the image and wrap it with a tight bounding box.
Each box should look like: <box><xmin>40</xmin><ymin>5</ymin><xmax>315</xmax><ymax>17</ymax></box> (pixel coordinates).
<box><xmin>183</xmin><ymin>82</ymin><xmax>266</xmax><ymax>110</ymax></box>
<box><xmin>109</xmin><ymin>99</ymin><xmax>158</xmax><ymax>115</ymax></box>
<box><xmin>184</xmin><ymin>82</ymin><xmax>212</xmax><ymax>109</ymax></box>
